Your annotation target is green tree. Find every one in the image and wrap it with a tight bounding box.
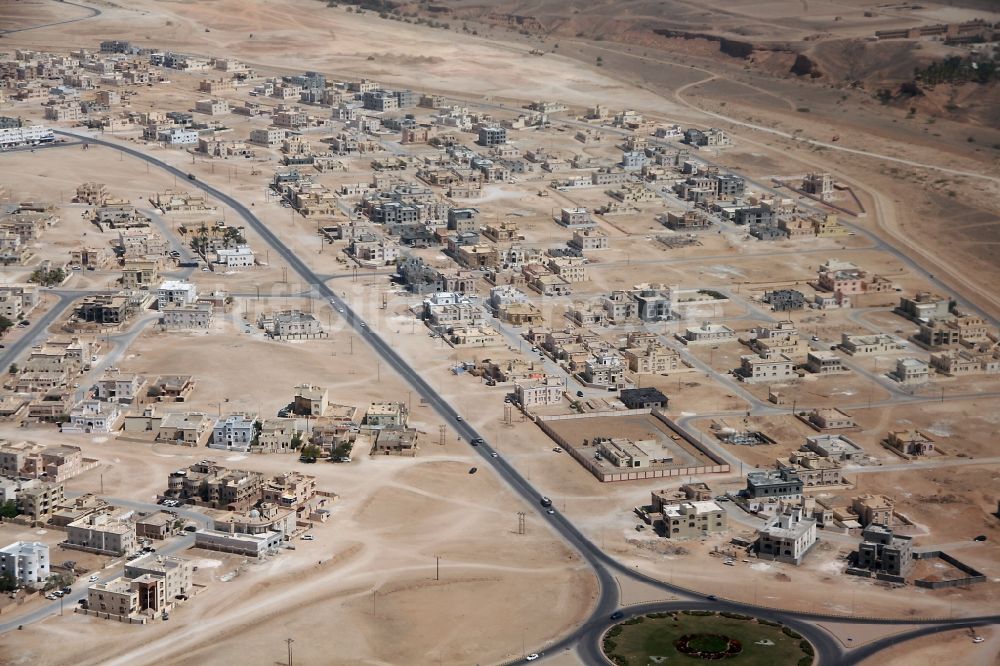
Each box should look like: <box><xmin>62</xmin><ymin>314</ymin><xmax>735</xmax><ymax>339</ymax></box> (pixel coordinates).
<box><xmin>0</xmin><ymin>315</ymin><xmax>13</xmax><ymax>334</ymax></box>
<box><xmin>8</xmin><ymin>363</ymin><xmax>17</xmax><ymax>375</ymax></box>
<box><xmin>0</xmin><ymin>572</ymin><xmax>17</xmax><ymax>592</ymax></box>
<box><xmin>0</xmin><ymin>500</ymin><xmax>19</xmax><ymax>519</ymax></box>
<box><xmin>290</xmin><ymin>431</ymin><xmax>303</xmax><ymax>449</ymax></box>
<box><xmin>300</xmin><ymin>444</ymin><xmax>321</xmax><ymax>461</ymax></box>
<box><xmin>43</xmin><ymin>573</ymin><xmax>74</xmax><ymax>592</ymax></box>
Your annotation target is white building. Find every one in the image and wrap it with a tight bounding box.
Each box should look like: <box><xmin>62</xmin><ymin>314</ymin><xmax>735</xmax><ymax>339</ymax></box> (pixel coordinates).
<box><xmin>157</xmin><ymin>128</ymin><xmax>199</xmax><ymax>145</ymax></box>
<box><xmin>0</xmin><ymin>125</ymin><xmax>55</xmax><ymax>148</ymax></box>
<box><xmin>215</xmin><ymin>245</ymin><xmax>255</xmax><ymax>269</ymax></box>
<box><xmin>756</xmin><ymin>505</ymin><xmax>817</xmax><ymax>565</ymax></box>
<box><xmin>194</xmin><ymin>529</ymin><xmax>283</xmax><ymax>559</ymax></box>
<box><xmin>156</xmin><ymin>280</ymin><xmax>197</xmax><ymax>309</ymax></box>
<box><xmin>210</xmin><ymin>413</ymin><xmax>256</xmax><ymax>452</ymax></box>
<box><xmin>62</xmin><ymin>400</ymin><xmax>121</xmax><ymax>434</ymax></box>
<box><xmin>0</xmin><ymin>541</ymin><xmax>50</xmax><ymax>586</ymax></box>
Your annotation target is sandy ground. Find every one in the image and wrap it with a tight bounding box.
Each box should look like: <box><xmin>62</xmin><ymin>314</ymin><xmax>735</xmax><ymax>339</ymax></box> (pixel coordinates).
<box><xmin>0</xmin><ymin>423</ymin><xmax>596</xmax><ymax>666</ymax></box>
<box><xmin>0</xmin><ymin>1</ymin><xmax>998</xmax><ymax>664</ymax></box>
<box><xmin>861</xmin><ymin>625</ymin><xmax>1000</xmax><ymax>666</ymax></box>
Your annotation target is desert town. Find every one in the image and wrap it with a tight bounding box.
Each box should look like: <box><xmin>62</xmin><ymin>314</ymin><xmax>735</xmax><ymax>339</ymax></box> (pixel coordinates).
<box><xmin>0</xmin><ymin>1</ymin><xmax>997</xmax><ymax>665</ymax></box>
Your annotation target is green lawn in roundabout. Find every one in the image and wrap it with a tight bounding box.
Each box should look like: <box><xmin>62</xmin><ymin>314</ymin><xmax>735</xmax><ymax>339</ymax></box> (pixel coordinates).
<box><xmin>603</xmin><ymin>610</ymin><xmax>815</xmax><ymax>666</ymax></box>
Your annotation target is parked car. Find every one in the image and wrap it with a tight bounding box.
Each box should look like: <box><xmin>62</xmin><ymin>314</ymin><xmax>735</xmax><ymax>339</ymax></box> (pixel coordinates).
<box><xmin>301</xmin><ymin>535</ymin><xmax>315</xmax><ymax>541</ymax></box>
<box><xmin>526</xmin><ymin>655</ymin><xmax>539</xmax><ymax>662</ymax></box>
<box><xmin>468</xmin><ymin>467</ymin><xmax>477</xmax><ymax>474</ymax></box>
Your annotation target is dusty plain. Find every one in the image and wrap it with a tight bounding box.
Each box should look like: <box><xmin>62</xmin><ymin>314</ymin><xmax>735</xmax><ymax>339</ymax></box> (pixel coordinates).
<box><xmin>0</xmin><ymin>0</ymin><xmax>998</xmax><ymax>665</ymax></box>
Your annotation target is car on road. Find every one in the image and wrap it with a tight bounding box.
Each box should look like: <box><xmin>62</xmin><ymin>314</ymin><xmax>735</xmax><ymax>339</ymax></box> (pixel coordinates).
<box><xmin>552</xmin><ymin>446</ymin><xmax>562</xmax><ymax>453</ymax></box>
<box><xmin>187</xmin><ymin>173</ymin><xmax>196</xmax><ymax>180</ymax></box>
<box><xmin>468</xmin><ymin>467</ymin><xmax>477</xmax><ymax>474</ymax></box>
<box><xmin>88</xmin><ymin>575</ymin><xmax>99</xmax><ymax>582</ymax></box>
<box><xmin>360</xmin><ymin>322</ymin><xmax>367</xmax><ymax>328</ymax></box>
<box><xmin>546</xmin><ymin>508</ymin><xmax>555</xmax><ymax>515</ymax></box>
<box><xmin>471</xmin><ymin>438</ymin><xmax>483</xmax><ymax>446</ymax></box>
<box><xmin>184</xmin><ymin>525</ymin><xmax>197</xmax><ymax>532</ymax></box>
<box><xmin>526</xmin><ymin>655</ymin><xmax>539</xmax><ymax>662</ymax></box>
<box><xmin>707</xmin><ymin>595</ymin><xmax>718</xmax><ymax>601</ymax></box>
<box><xmin>302</xmin><ymin>535</ymin><xmax>315</xmax><ymax>541</ymax></box>
<box><xmin>540</xmin><ymin>497</ymin><xmax>552</xmax><ymax>507</ymax></box>
<box><xmin>455</xmin><ymin>415</ymin><xmax>463</xmax><ymax>421</ymax></box>
<box><xmin>490</xmin><ymin>452</ymin><xmax>498</xmax><ymax>458</ymax></box>
<box><xmin>610</xmin><ymin>611</ymin><xmax>624</xmax><ymax>621</ymax></box>
<box><xmin>337</xmin><ymin>307</ymin><xmax>344</xmax><ymax>313</ymax></box>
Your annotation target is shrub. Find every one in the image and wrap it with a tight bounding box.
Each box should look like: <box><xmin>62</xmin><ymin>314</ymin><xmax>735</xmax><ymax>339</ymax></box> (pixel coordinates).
<box><xmin>607</xmin><ymin>626</ymin><xmax>623</xmax><ymax>638</ymax></box>
<box><xmin>798</xmin><ymin>657</ymin><xmax>814</xmax><ymax>666</ymax></box>
<box><xmin>783</xmin><ymin>626</ymin><xmax>802</xmax><ymax>639</ymax></box>
<box><xmin>721</xmin><ymin>612</ymin><xmax>751</xmax><ymax>620</ymax></box>
<box><xmin>757</xmin><ymin>618</ymin><xmax>781</xmax><ymax>627</ymax></box>
<box><xmin>603</xmin><ymin>639</ymin><xmax>617</xmax><ymax>652</ymax></box>
<box><xmin>800</xmin><ymin>640</ymin><xmax>815</xmax><ymax>656</ymax></box>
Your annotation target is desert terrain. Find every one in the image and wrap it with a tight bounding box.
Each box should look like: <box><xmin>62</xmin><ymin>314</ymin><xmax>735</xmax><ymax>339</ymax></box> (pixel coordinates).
<box><xmin>0</xmin><ymin>0</ymin><xmax>997</xmax><ymax>665</ymax></box>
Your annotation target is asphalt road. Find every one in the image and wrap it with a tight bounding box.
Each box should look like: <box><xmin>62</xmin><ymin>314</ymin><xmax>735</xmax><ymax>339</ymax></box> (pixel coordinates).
<box><xmin>0</xmin><ymin>291</ymin><xmax>80</xmax><ymax>371</ymax></box>
<box><xmin>0</xmin><ymin>495</ymin><xmax>208</xmax><ymax>635</ymax></box>
<box><xmin>0</xmin><ymin>0</ymin><xmax>100</xmax><ymax>35</ymax></box>
<box><xmin>51</xmin><ymin>130</ymin><xmax>1000</xmax><ymax>664</ymax></box>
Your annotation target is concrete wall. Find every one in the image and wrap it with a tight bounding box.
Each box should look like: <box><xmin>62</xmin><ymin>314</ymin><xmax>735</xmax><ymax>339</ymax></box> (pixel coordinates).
<box><xmin>536</xmin><ymin>408</ymin><xmax>730</xmax><ymax>483</ymax></box>
<box><xmin>913</xmin><ymin>551</ymin><xmax>987</xmax><ymax>589</ymax></box>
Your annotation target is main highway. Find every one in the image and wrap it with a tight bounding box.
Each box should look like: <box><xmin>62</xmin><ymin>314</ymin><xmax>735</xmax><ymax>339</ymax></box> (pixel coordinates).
<box><xmin>52</xmin><ymin>130</ymin><xmax>1000</xmax><ymax>664</ymax></box>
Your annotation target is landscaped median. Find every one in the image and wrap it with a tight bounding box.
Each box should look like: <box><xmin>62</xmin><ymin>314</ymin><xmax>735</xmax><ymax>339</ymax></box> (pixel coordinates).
<box><xmin>602</xmin><ymin>610</ymin><xmax>815</xmax><ymax>665</ymax></box>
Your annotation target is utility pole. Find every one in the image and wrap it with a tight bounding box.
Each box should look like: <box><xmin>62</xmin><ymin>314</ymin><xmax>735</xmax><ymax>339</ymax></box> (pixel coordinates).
<box><xmin>435</xmin><ymin>556</ymin><xmax>440</xmax><ymax>581</ymax></box>
<box><xmin>438</xmin><ymin>424</ymin><xmax>446</xmax><ymax>446</ymax></box>
<box><xmin>285</xmin><ymin>638</ymin><xmax>294</xmax><ymax>666</ymax></box>
<box><xmin>517</xmin><ymin>511</ymin><xmax>526</xmax><ymax>535</ymax></box>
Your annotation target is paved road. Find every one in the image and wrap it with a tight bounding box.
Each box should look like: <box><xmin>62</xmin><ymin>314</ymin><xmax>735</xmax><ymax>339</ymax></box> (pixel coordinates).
<box><xmin>0</xmin><ymin>494</ymin><xmax>207</xmax><ymax>634</ymax></box>
<box><xmin>53</xmin><ymin>130</ymin><xmax>1000</xmax><ymax>664</ymax></box>
<box><xmin>0</xmin><ymin>291</ymin><xmax>79</xmax><ymax>371</ymax></box>
<box><xmin>0</xmin><ymin>0</ymin><xmax>100</xmax><ymax>34</ymax></box>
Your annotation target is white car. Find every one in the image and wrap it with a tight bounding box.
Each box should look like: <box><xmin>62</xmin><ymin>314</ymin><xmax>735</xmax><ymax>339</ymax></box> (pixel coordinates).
<box><xmin>526</xmin><ymin>655</ymin><xmax>539</xmax><ymax>662</ymax></box>
<box><xmin>89</xmin><ymin>575</ymin><xmax>99</xmax><ymax>582</ymax></box>
<box><xmin>301</xmin><ymin>535</ymin><xmax>315</xmax><ymax>541</ymax></box>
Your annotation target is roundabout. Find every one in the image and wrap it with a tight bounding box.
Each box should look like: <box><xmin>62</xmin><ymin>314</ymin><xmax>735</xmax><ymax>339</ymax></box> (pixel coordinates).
<box><xmin>602</xmin><ymin>611</ymin><xmax>815</xmax><ymax>665</ymax></box>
